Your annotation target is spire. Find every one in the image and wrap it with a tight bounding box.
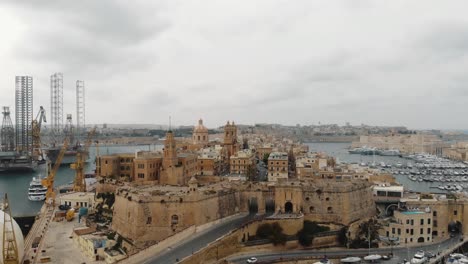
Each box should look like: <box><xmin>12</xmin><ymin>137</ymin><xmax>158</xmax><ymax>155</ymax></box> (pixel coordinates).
<box><xmin>169</xmin><ymin>116</ymin><xmax>172</xmax><ymax>132</ymax></box>
<box><xmin>198</xmin><ymin>118</ymin><xmax>203</xmax><ymax>125</ymax></box>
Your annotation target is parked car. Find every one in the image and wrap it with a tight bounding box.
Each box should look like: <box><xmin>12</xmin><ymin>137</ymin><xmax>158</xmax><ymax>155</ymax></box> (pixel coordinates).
<box><xmin>411</xmin><ymin>251</ymin><xmax>428</xmax><ymax>264</ymax></box>
<box><xmin>247</xmin><ymin>257</ymin><xmax>258</xmax><ymax>263</ymax></box>
<box><xmin>58</xmin><ymin>204</ymin><xmax>70</xmax><ymax>211</ymax></box>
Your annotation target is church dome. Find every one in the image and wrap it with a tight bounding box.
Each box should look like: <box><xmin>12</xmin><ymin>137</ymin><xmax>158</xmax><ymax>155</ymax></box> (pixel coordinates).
<box><xmin>194</xmin><ymin>119</ymin><xmax>208</xmax><ymax>133</ymax></box>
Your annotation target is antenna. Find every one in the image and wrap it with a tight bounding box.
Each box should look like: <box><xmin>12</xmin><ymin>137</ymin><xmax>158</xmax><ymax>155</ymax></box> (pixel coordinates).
<box><xmin>169</xmin><ymin>116</ymin><xmax>172</xmax><ymax>131</ymax></box>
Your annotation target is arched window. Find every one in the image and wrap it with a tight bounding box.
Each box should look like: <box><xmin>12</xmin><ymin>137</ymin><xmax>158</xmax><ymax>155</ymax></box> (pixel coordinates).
<box><xmin>327</xmin><ymin>207</ymin><xmax>333</xmax><ymax>213</ymax></box>
<box><xmin>309</xmin><ymin>206</ymin><xmax>315</xmax><ymax>212</ymax></box>
<box><xmin>198</xmin><ymin>136</ymin><xmax>200</xmax><ymax>140</ymax></box>
<box><xmin>171</xmin><ymin>215</ymin><xmax>179</xmax><ymax>225</ymax></box>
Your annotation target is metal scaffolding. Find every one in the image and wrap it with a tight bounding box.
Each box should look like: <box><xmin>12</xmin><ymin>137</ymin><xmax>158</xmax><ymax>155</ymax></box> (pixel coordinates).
<box><xmin>1</xmin><ymin>107</ymin><xmax>15</xmax><ymax>152</ymax></box>
<box><xmin>15</xmin><ymin>76</ymin><xmax>33</xmax><ymax>153</ymax></box>
<box><xmin>76</xmin><ymin>80</ymin><xmax>85</xmax><ymax>133</ymax></box>
<box><xmin>50</xmin><ymin>73</ymin><xmax>63</xmax><ymax>137</ymax></box>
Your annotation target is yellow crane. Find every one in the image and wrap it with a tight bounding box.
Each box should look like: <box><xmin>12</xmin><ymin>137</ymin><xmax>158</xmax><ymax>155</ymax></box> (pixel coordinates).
<box><xmin>42</xmin><ymin>137</ymin><xmax>69</xmax><ymax>206</ymax></box>
<box><xmin>31</xmin><ymin>106</ymin><xmax>46</xmax><ymax>162</ymax></box>
<box><xmin>3</xmin><ymin>194</ymin><xmax>19</xmax><ymax>264</ymax></box>
<box><xmin>71</xmin><ymin>128</ymin><xmax>96</xmax><ymax>192</ymax></box>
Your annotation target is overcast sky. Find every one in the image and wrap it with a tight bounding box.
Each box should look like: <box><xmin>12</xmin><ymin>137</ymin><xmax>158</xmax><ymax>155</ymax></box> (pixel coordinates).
<box><xmin>0</xmin><ymin>1</ymin><xmax>467</xmax><ymax>130</ymax></box>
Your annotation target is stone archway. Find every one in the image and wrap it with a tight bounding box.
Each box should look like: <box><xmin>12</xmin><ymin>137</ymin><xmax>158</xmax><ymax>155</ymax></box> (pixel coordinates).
<box><xmin>265</xmin><ymin>198</ymin><xmax>275</xmax><ymax>215</ymax></box>
<box><xmin>417</xmin><ymin>237</ymin><xmax>424</xmax><ymax>243</ymax></box>
<box><xmin>448</xmin><ymin>221</ymin><xmax>462</xmax><ymax>234</ymax></box>
<box><xmin>285</xmin><ymin>201</ymin><xmax>293</xmax><ymax>213</ymax></box>
<box><xmin>248</xmin><ymin>197</ymin><xmax>258</xmax><ymax>214</ymax></box>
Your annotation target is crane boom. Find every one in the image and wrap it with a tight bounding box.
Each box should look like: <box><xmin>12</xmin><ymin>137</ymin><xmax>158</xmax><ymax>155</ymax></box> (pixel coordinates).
<box><xmin>71</xmin><ymin>128</ymin><xmax>96</xmax><ymax>192</ymax></box>
<box><xmin>32</xmin><ymin>106</ymin><xmax>46</xmax><ymax>161</ymax></box>
<box><xmin>3</xmin><ymin>194</ymin><xmax>19</xmax><ymax>264</ymax></box>
<box><xmin>42</xmin><ymin>137</ymin><xmax>69</xmax><ymax>206</ymax></box>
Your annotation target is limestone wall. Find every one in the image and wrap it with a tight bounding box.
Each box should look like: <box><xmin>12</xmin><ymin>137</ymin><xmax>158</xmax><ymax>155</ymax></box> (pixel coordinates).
<box><xmin>112</xmin><ymin>190</ymin><xmax>240</xmax><ymax>248</ymax></box>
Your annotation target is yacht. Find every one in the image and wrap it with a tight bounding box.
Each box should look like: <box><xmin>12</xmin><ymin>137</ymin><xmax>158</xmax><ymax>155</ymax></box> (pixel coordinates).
<box><xmin>28</xmin><ymin>176</ymin><xmax>47</xmax><ymax>201</ymax></box>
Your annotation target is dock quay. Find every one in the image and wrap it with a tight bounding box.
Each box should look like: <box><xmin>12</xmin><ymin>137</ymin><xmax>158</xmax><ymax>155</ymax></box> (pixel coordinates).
<box><xmin>23</xmin><ymin>203</ymin><xmax>54</xmax><ymax>263</ymax></box>
<box><xmin>21</xmin><ymin>191</ymin><xmax>100</xmax><ymax>264</ymax></box>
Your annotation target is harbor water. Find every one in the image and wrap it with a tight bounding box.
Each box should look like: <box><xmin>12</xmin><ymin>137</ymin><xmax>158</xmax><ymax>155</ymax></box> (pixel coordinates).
<box><xmin>306</xmin><ymin>142</ymin><xmax>451</xmax><ymax>194</ymax></box>
<box><xmin>0</xmin><ymin>144</ymin><xmax>163</xmax><ymax>217</ymax></box>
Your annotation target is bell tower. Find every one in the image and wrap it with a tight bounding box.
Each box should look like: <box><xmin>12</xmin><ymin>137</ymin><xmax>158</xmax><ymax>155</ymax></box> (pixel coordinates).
<box><xmin>163</xmin><ymin>130</ymin><xmax>178</xmax><ymax>169</ymax></box>
<box><xmin>223</xmin><ymin>121</ymin><xmax>238</xmax><ymax>159</ymax></box>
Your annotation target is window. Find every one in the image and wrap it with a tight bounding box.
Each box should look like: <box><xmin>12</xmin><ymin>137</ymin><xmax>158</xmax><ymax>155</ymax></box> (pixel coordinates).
<box><xmin>398</xmin><ymin>228</ymin><xmax>401</xmax><ymax>235</ymax></box>
<box><xmin>420</xmin><ymin>219</ymin><xmax>424</xmax><ymax>225</ymax></box>
<box><xmin>411</xmin><ymin>219</ymin><xmax>414</xmax><ymax>225</ymax></box>
<box><xmin>138</xmin><ymin>173</ymin><xmax>145</xmax><ymax>179</ymax></box>
<box><xmin>392</xmin><ymin>228</ymin><xmax>395</xmax><ymax>234</ymax></box>
<box><xmin>327</xmin><ymin>207</ymin><xmax>332</xmax><ymax>213</ymax></box>
<box><xmin>433</xmin><ymin>220</ymin><xmax>437</xmax><ymax>227</ymax></box>
<box><xmin>138</xmin><ymin>164</ymin><xmax>144</xmax><ymax>169</ymax></box>
<box><xmin>171</xmin><ymin>215</ymin><xmax>179</xmax><ymax>225</ymax></box>
<box><xmin>410</xmin><ymin>229</ymin><xmax>414</xmax><ymax>235</ymax></box>
<box><xmin>147</xmin><ymin>217</ymin><xmax>152</xmax><ymax>224</ymax></box>
<box><xmin>406</xmin><ymin>228</ymin><xmax>409</xmax><ymax>234</ymax></box>
<box><xmin>427</xmin><ymin>228</ymin><xmax>431</xmax><ymax>234</ymax></box>
<box><xmin>309</xmin><ymin>206</ymin><xmax>315</xmax><ymax>212</ymax></box>
<box><xmin>454</xmin><ymin>210</ymin><xmax>458</xmax><ymax>216</ymax></box>
<box><xmin>420</xmin><ymin>228</ymin><xmax>423</xmax><ymax>234</ymax></box>
<box><xmin>428</xmin><ymin>219</ymin><xmax>431</xmax><ymax>225</ymax></box>
<box><xmin>406</xmin><ymin>219</ymin><xmax>409</xmax><ymax>225</ymax></box>
<box><xmin>325</xmin><ymin>197</ymin><xmax>330</xmax><ymax>201</ymax></box>
<box><xmin>433</xmin><ymin>211</ymin><xmax>437</xmax><ymax>217</ymax></box>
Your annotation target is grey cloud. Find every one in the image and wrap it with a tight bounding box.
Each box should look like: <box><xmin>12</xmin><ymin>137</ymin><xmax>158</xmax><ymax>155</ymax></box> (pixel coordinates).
<box><xmin>8</xmin><ymin>0</ymin><xmax>169</xmax><ymax>77</ymax></box>
<box><xmin>417</xmin><ymin>23</ymin><xmax>468</xmax><ymax>62</ymax></box>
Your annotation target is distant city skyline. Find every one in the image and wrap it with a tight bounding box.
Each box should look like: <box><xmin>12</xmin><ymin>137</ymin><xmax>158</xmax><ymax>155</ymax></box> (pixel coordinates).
<box><xmin>1</xmin><ymin>1</ymin><xmax>468</xmax><ymax>130</ymax></box>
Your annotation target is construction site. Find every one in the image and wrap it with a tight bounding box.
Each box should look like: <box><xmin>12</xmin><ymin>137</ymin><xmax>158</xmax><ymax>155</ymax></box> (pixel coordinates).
<box><xmin>0</xmin><ymin>72</ymin><xmax>99</xmax><ymax>264</ymax></box>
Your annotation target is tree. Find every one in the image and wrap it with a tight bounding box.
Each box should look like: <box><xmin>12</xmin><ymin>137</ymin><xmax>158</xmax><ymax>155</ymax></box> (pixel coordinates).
<box><xmin>263</xmin><ymin>153</ymin><xmax>270</xmax><ymax>164</ymax></box>
<box><xmin>297</xmin><ymin>221</ymin><xmax>330</xmax><ymax>247</ymax></box>
<box><xmin>338</xmin><ymin>226</ymin><xmax>349</xmax><ymax>246</ymax></box>
<box><xmin>256</xmin><ymin>222</ymin><xmax>287</xmax><ymax>246</ymax></box>
<box><xmin>246</xmin><ymin>164</ymin><xmax>258</xmax><ymax>182</ymax></box>
<box><xmin>350</xmin><ymin>218</ymin><xmax>382</xmax><ymax>248</ymax></box>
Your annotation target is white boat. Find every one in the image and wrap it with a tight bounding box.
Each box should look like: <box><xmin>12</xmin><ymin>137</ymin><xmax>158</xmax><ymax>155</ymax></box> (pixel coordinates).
<box><xmin>28</xmin><ymin>176</ymin><xmax>47</xmax><ymax>201</ymax></box>
<box><xmin>341</xmin><ymin>257</ymin><xmax>362</xmax><ymax>263</ymax></box>
<box><xmin>364</xmin><ymin>255</ymin><xmax>382</xmax><ymax>262</ymax></box>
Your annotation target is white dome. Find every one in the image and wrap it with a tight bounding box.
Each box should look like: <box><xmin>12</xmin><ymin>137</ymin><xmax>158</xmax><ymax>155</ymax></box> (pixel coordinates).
<box><xmin>0</xmin><ymin>211</ymin><xmax>25</xmax><ymax>261</ymax></box>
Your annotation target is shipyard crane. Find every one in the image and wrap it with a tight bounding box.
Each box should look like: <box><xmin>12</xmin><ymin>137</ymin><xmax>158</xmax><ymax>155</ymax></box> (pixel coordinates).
<box><xmin>31</xmin><ymin>106</ymin><xmax>46</xmax><ymax>161</ymax></box>
<box><xmin>42</xmin><ymin>137</ymin><xmax>69</xmax><ymax>206</ymax></box>
<box><xmin>2</xmin><ymin>194</ymin><xmax>19</xmax><ymax>264</ymax></box>
<box><xmin>71</xmin><ymin>127</ymin><xmax>96</xmax><ymax>192</ymax></box>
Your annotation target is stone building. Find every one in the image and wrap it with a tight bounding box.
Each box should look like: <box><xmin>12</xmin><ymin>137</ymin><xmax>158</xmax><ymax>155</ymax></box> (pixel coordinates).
<box><xmin>382</xmin><ymin>209</ymin><xmax>433</xmax><ymax>245</ymax></box>
<box><xmin>133</xmin><ymin>152</ymin><xmax>163</xmax><ymax>182</ymax></box>
<box><xmin>268</xmin><ymin>152</ymin><xmax>288</xmax><ymax>182</ymax></box>
<box><xmin>256</xmin><ymin>145</ymin><xmax>273</xmax><ymax>160</ymax></box>
<box><xmin>111</xmin><ymin>179</ymin><xmax>375</xmax><ymax>250</ymax></box>
<box><xmin>192</xmin><ymin>119</ymin><xmax>209</xmax><ymax>146</ymax></box>
<box><xmin>97</xmin><ymin>131</ymin><xmax>198</xmax><ymax>186</ymax></box>
<box><xmin>97</xmin><ymin>153</ymin><xmax>136</xmax><ymax>180</ymax></box>
<box><xmin>230</xmin><ymin>149</ymin><xmax>255</xmax><ymax>175</ymax></box>
<box><xmin>197</xmin><ymin>146</ymin><xmax>223</xmax><ymax>176</ymax></box>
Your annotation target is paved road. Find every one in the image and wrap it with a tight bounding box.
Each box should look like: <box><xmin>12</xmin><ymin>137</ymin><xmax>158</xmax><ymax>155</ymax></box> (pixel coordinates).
<box><xmin>144</xmin><ymin>214</ymin><xmax>253</xmax><ymax>264</ymax></box>
<box><xmin>229</xmin><ymin>234</ymin><xmax>463</xmax><ymax>264</ymax></box>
